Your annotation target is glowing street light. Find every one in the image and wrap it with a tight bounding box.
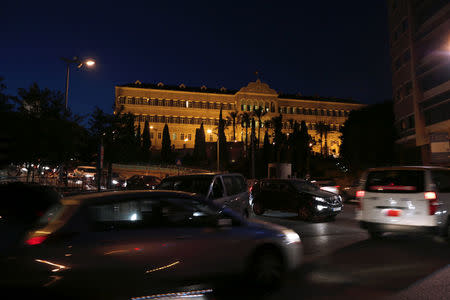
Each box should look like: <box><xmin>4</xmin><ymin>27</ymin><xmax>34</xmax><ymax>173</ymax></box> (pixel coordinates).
<box><xmin>61</xmin><ymin>56</ymin><xmax>95</xmax><ymax>110</ymax></box>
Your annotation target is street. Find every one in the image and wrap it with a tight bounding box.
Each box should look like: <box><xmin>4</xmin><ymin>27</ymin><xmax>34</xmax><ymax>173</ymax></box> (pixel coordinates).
<box><xmin>210</xmin><ymin>204</ymin><xmax>449</xmax><ymax>300</ymax></box>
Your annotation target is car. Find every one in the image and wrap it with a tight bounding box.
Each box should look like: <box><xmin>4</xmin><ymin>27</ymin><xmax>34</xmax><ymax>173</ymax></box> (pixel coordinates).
<box><xmin>251</xmin><ymin>178</ymin><xmax>343</xmax><ymax>221</ymax></box>
<box><xmin>0</xmin><ymin>182</ymin><xmax>62</xmax><ymax>256</ymax></box>
<box><xmin>71</xmin><ymin>166</ymin><xmax>97</xmax><ymax>179</ymax></box>
<box><xmin>157</xmin><ymin>173</ymin><xmax>251</xmax><ymax>218</ymax></box>
<box><xmin>356</xmin><ymin>166</ymin><xmax>450</xmax><ymax>239</ymax></box>
<box><xmin>110</xmin><ymin>172</ymin><xmax>126</xmax><ymax>189</ymax></box>
<box><xmin>126</xmin><ymin>174</ymin><xmax>161</xmax><ymax>190</ymax></box>
<box><xmin>0</xmin><ymin>190</ymin><xmax>303</xmax><ymax>299</ymax></box>
<box><xmin>341</xmin><ymin>179</ymin><xmax>360</xmax><ymax>203</ymax></box>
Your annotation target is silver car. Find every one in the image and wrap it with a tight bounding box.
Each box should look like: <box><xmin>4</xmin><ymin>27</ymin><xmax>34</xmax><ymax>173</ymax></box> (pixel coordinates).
<box><xmin>158</xmin><ymin>173</ymin><xmax>251</xmax><ymax>218</ymax></box>
<box><xmin>1</xmin><ymin>190</ymin><xmax>302</xmax><ymax>299</ymax></box>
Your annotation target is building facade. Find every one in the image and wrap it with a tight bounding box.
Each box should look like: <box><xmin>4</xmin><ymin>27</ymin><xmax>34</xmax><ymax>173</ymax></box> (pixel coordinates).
<box><xmin>387</xmin><ymin>0</ymin><xmax>450</xmax><ymax>165</ymax></box>
<box><xmin>114</xmin><ymin>80</ymin><xmax>364</xmax><ymax>157</ymax></box>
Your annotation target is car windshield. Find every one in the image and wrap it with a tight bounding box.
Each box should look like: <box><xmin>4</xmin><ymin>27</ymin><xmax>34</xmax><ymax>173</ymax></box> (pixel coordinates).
<box><xmin>158</xmin><ymin>176</ymin><xmax>213</xmax><ymax>196</ymax></box>
<box><xmin>291</xmin><ymin>180</ymin><xmax>320</xmax><ymax>192</ymax></box>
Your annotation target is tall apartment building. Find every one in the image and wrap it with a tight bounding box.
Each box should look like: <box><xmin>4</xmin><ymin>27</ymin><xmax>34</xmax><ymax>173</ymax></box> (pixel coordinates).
<box><xmin>114</xmin><ymin>79</ymin><xmax>364</xmax><ymax>156</ymax></box>
<box><xmin>387</xmin><ymin>0</ymin><xmax>450</xmax><ymax>165</ymax></box>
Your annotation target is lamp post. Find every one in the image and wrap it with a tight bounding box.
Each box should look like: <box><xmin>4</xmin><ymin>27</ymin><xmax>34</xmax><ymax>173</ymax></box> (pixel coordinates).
<box><xmin>207</xmin><ymin>129</ymin><xmax>219</xmax><ymax>172</ymax></box>
<box><xmin>61</xmin><ymin>56</ymin><xmax>95</xmax><ymax>111</ymax></box>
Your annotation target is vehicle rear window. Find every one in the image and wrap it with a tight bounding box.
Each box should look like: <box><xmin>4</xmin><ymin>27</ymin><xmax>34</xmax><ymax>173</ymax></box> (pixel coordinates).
<box><xmin>365</xmin><ymin>170</ymin><xmax>424</xmax><ymax>193</ymax></box>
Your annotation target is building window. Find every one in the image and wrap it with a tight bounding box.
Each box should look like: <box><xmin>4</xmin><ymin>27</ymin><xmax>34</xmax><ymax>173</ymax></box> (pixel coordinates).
<box><xmin>173</xmin><ymin>133</ymin><xmax>177</xmax><ymax>140</ymax></box>
<box><xmin>271</xmin><ymin>103</ymin><xmax>275</xmax><ymax>113</ymax></box>
<box><xmin>202</xmin><ymin>102</ymin><xmax>207</xmax><ymax>109</ymax></box>
<box><xmin>210</xmin><ymin>135</ymin><xmax>213</xmax><ymax>142</ymax></box>
<box><xmin>158</xmin><ymin>132</ymin><xmax>162</xmax><ymax>139</ymax></box>
<box><xmin>180</xmin><ymin>133</ymin><xmax>184</xmax><ymax>140</ymax></box>
<box><xmin>327</xmin><ymin>110</ymin><xmax>331</xmax><ymax>116</ymax></box>
<box><xmin>150</xmin><ymin>132</ymin><xmax>154</xmax><ymax>139</ymax></box>
<box><xmin>188</xmin><ymin>134</ymin><xmax>192</xmax><ymax>141</ymax></box>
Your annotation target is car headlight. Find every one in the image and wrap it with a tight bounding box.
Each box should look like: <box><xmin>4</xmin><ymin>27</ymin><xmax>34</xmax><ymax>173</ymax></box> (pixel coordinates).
<box><xmin>112</xmin><ymin>180</ymin><xmax>119</xmax><ymax>185</ymax></box>
<box><xmin>316</xmin><ymin>204</ymin><xmax>328</xmax><ymax>211</ymax></box>
<box><xmin>282</xmin><ymin>229</ymin><xmax>301</xmax><ymax>244</ymax></box>
<box><xmin>314</xmin><ymin>196</ymin><xmax>326</xmax><ymax>203</ymax></box>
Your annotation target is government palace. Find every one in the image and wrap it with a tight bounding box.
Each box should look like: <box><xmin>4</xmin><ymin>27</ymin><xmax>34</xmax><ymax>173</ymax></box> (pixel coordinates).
<box><xmin>114</xmin><ymin>79</ymin><xmax>365</xmax><ymax>157</ymax></box>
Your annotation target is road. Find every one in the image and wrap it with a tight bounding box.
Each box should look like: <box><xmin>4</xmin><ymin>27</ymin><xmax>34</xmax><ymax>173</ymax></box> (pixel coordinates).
<box><xmin>238</xmin><ymin>204</ymin><xmax>450</xmax><ymax>300</ymax></box>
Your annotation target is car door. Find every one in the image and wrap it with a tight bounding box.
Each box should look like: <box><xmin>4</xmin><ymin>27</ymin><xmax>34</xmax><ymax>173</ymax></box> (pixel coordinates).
<box><xmin>222</xmin><ymin>175</ymin><xmax>241</xmax><ymax>213</ymax></box>
<box><xmin>208</xmin><ymin>176</ymin><xmax>226</xmax><ymax>208</ymax></box>
<box><xmin>277</xmin><ymin>182</ymin><xmax>298</xmax><ymax>212</ymax></box>
<box><xmin>258</xmin><ymin>181</ymin><xmax>278</xmax><ymax>210</ymax></box>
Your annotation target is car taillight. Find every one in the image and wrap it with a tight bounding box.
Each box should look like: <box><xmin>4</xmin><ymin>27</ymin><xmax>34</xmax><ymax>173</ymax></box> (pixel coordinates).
<box><xmin>249</xmin><ymin>185</ymin><xmax>253</xmax><ymax>193</ymax></box>
<box><xmin>425</xmin><ymin>192</ymin><xmax>438</xmax><ymax>215</ymax></box>
<box><xmin>26</xmin><ymin>236</ymin><xmax>47</xmax><ymax>246</ymax></box>
<box><xmin>356</xmin><ymin>191</ymin><xmax>365</xmax><ymax>198</ymax></box>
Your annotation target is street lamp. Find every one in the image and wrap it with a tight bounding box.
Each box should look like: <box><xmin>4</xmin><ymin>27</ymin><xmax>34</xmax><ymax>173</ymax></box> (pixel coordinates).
<box><xmin>61</xmin><ymin>56</ymin><xmax>95</xmax><ymax>111</ymax></box>
<box><xmin>207</xmin><ymin>129</ymin><xmax>220</xmax><ymax>172</ymax></box>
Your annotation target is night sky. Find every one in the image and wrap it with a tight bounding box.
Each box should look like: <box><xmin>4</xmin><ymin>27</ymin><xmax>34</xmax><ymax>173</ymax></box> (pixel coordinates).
<box><xmin>2</xmin><ymin>0</ymin><xmax>392</xmax><ymax>119</ymax></box>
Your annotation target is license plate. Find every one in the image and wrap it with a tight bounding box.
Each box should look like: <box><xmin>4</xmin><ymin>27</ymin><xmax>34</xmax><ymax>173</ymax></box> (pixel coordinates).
<box><xmin>332</xmin><ymin>207</ymin><xmax>341</xmax><ymax>212</ymax></box>
<box><xmin>386</xmin><ymin>209</ymin><xmax>401</xmax><ymax>217</ymax></box>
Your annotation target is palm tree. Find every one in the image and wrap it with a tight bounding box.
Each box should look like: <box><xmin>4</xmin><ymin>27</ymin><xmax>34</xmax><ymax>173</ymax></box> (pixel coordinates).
<box><xmin>240</xmin><ymin>111</ymin><xmax>251</xmax><ymax>152</ymax></box>
<box><xmin>252</xmin><ymin>107</ymin><xmax>267</xmax><ymax>149</ymax></box>
<box><xmin>227</xmin><ymin>110</ymin><xmax>239</xmax><ymax>141</ymax></box>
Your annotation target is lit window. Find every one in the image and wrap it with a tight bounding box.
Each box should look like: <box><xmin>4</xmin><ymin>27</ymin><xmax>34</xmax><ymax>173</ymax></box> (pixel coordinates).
<box><xmin>158</xmin><ymin>133</ymin><xmax>162</xmax><ymax>139</ymax></box>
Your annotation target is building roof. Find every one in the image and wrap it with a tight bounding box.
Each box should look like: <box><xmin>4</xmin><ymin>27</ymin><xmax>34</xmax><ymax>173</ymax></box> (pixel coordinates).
<box><xmin>118</xmin><ymin>80</ymin><xmax>362</xmax><ymax>105</ymax></box>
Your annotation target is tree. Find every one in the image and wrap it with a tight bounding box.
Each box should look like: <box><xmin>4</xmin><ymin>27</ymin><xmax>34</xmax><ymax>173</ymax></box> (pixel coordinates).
<box><xmin>142</xmin><ymin>120</ymin><xmax>151</xmax><ymax>162</ymax></box>
<box><xmin>0</xmin><ymin>76</ymin><xmax>14</xmax><ymax>112</ymax></box>
<box><xmin>161</xmin><ymin>124</ymin><xmax>172</xmax><ymax>163</ymax></box>
<box><xmin>340</xmin><ymin>100</ymin><xmax>397</xmax><ymax>172</ymax></box>
<box><xmin>240</xmin><ymin>111</ymin><xmax>251</xmax><ymax>153</ymax></box>
<box><xmin>218</xmin><ymin>106</ymin><xmax>228</xmax><ymax>168</ymax></box>
<box><xmin>271</xmin><ymin>114</ymin><xmax>285</xmax><ymax>163</ymax></box>
<box><xmin>136</xmin><ymin>123</ymin><xmax>142</xmax><ymax>147</ymax></box>
<box><xmin>193</xmin><ymin>123</ymin><xmax>206</xmax><ymax>161</ymax></box>
<box><xmin>263</xmin><ymin>129</ymin><xmax>272</xmax><ymax>171</ymax></box>
<box><xmin>252</xmin><ymin>107</ymin><xmax>267</xmax><ymax>149</ymax></box>
<box><xmin>227</xmin><ymin>110</ymin><xmax>239</xmax><ymax>141</ymax></box>
<box><xmin>316</xmin><ymin>121</ymin><xmax>331</xmax><ymax>156</ymax></box>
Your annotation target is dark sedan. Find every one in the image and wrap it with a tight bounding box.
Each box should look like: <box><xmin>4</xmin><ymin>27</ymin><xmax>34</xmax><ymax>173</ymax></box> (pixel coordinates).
<box><xmin>251</xmin><ymin>179</ymin><xmax>343</xmax><ymax>221</ymax></box>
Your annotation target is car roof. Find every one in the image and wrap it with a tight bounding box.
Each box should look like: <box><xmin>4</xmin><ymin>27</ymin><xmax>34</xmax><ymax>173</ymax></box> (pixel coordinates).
<box><xmin>259</xmin><ymin>178</ymin><xmax>308</xmax><ymax>182</ymax></box>
<box><xmin>366</xmin><ymin>166</ymin><xmax>450</xmax><ymax>172</ymax></box>
<box><xmin>61</xmin><ymin>190</ymin><xmax>201</xmax><ymax>206</ymax></box>
<box><xmin>162</xmin><ymin>173</ymin><xmax>244</xmax><ymax>180</ymax></box>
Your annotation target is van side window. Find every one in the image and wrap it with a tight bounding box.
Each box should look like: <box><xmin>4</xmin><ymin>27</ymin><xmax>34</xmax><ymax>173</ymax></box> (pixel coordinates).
<box><xmin>431</xmin><ymin>171</ymin><xmax>450</xmax><ymax>193</ymax></box>
<box><xmin>223</xmin><ymin>176</ymin><xmax>236</xmax><ymax>196</ymax></box>
<box><xmin>210</xmin><ymin>178</ymin><xmax>224</xmax><ymax>199</ymax></box>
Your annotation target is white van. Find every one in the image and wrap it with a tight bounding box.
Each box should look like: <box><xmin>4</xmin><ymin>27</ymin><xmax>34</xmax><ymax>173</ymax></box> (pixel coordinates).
<box><xmin>356</xmin><ymin>166</ymin><xmax>450</xmax><ymax>239</ymax></box>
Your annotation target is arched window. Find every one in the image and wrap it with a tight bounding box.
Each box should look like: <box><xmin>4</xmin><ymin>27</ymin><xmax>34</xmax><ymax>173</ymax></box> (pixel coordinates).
<box><xmin>271</xmin><ymin>102</ymin><xmax>275</xmax><ymax>112</ymax></box>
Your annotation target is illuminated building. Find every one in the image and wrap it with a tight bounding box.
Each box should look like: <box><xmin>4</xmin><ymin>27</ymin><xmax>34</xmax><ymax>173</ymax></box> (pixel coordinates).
<box><xmin>115</xmin><ymin>79</ymin><xmax>364</xmax><ymax>156</ymax></box>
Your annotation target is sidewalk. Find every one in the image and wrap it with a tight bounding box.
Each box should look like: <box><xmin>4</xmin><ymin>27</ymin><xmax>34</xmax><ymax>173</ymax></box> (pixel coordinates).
<box><xmin>385</xmin><ymin>264</ymin><xmax>450</xmax><ymax>300</ymax></box>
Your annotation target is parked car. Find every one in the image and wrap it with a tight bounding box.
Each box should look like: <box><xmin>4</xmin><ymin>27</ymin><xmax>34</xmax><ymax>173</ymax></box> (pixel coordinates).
<box><xmin>126</xmin><ymin>175</ymin><xmax>161</xmax><ymax>190</ymax></box>
<box><xmin>356</xmin><ymin>166</ymin><xmax>450</xmax><ymax>239</ymax></box>
<box><xmin>0</xmin><ymin>190</ymin><xmax>303</xmax><ymax>299</ymax></box>
<box><xmin>252</xmin><ymin>179</ymin><xmax>343</xmax><ymax>221</ymax></box>
<box><xmin>0</xmin><ymin>182</ymin><xmax>62</xmax><ymax>256</ymax></box>
<box><xmin>157</xmin><ymin>173</ymin><xmax>251</xmax><ymax>218</ymax></box>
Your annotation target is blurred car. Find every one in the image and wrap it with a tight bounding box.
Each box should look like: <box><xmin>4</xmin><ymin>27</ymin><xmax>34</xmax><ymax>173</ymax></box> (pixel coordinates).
<box><xmin>110</xmin><ymin>172</ymin><xmax>126</xmax><ymax>189</ymax></box>
<box><xmin>341</xmin><ymin>179</ymin><xmax>360</xmax><ymax>203</ymax></box>
<box><xmin>126</xmin><ymin>175</ymin><xmax>161</xmax><ymax>190</ymax></box>
<box><xmin>356</xmin><ymin>166</ymin><xmax>450</xmax><ymax>239</ymax></box>
<box><xmin>71</xmin><ymin>166</ymin><xmax>97</xmax><ymax>179</ymax></box>
<box><xmin>252</xmin><ymin>179</ymin><xmax>343</xmax><ymax>221</ymax></box>
<box><xmin>310</xmin><ymin>178</ymin><xmax>340</xmax><ymax>195</ymax></box>
<box><xmin>0</xmin><ymin>182</ymin><xmax>62</xmax><ymax>256</ymax></box>
<box><xmin>0</xmin><ymin>190</ymin><xmax>303</xmax><ymax>299</ymax></box>
<box><xmin>157</xmin><ymin>173</ymin><xmax>251</xmax><ymax>218</ymax></box>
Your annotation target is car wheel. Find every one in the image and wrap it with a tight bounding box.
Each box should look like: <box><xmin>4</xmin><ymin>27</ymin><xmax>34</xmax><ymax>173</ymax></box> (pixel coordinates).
<box><xmin>368</xmin><ymin>230</ymin><xmax>383</xmax><ymax>239</ymax></box>
<box><xmin>249</xmin><ymin>248</ymin><xmax>284</xmax><ymax>289</ymax></box>
<box><xmin>253</xmin><ymin>202</ymin><xmax>265</xmax><ymax>215</ymax></box>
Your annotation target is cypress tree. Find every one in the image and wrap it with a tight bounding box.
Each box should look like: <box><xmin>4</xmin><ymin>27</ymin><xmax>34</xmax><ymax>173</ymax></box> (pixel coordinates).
<box><xmin>161</xmin><ymin>124</ymin><xmax>171</xmax><ymax>163</ymax></box>
<box><xmin>218</xmin><ymin>106</ymin><xmax>228</xmax><ymax>168</ymax></box>
<box><xmin>142</xmin><ymin>120</ymin><xmax>151</xmax><ymax>162</ymax></box>
<box><xmin>198</xmin><ymin>123</ymin><xmax>206</xmax><ymax>161</ymax></box>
